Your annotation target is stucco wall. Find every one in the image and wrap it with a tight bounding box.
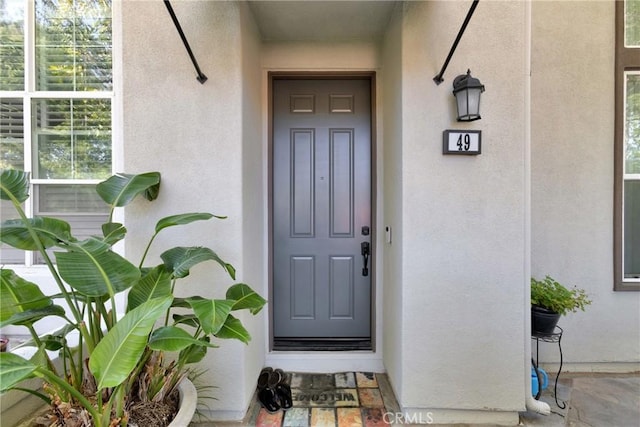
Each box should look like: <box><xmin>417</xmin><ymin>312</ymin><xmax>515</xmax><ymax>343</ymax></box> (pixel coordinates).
<box><xmin>115</xmin><ymin>0</ymin><xmax>640</xmax><ymax>424</ymax></box>
<box><xmin>531</xmin><ymin>1</ymin><xmax>640</xmax><ymax>367</ymax></box>
<box><xmin>122</xmin><ymin>1</ymin><xmax>257</xmax><ymax>418</ymax></box>
<box><xmin>238</xmin><ymin>0</ymin><xmax>267</xmax><ymax>417</ymax></box>
<box><xmin>381</xmin><ymin>1</ymin><xmax>405</xmax><ymax>405</ymax></box>
<box><xmin>398</xmin><ymin>1</ymin><xmax>528</xmax><ymax>420</ymax></box>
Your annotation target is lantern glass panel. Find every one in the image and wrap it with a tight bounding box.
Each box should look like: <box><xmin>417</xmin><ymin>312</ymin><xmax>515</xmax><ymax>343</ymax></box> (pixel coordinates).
<box><xmin>467</xmin><ymin>88</ymin><xmax>482</xmax><ymax>116</ymax></box>
<box><xmin>456</xmin><ymin>91</ymin><xmax>469</xmax><ymax>118</ymax></box>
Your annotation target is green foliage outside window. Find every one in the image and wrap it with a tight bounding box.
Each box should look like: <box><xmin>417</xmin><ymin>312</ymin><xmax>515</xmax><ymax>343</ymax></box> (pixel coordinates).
<box><xmin>626</xmin><ymin>0</ymin><xmax>640</xmax><ymax>47</ymax></box>
<box><xmin>35</xmin><ymin>0</ymin><xmax>112</xmax><ymax>91</ymax></box>
<box><xmin>0</xmin><ymin>0</ymin><xmax>25</xmax><ymax>91</ymax></box>
<box><xmin>627</xmin><ymin>75</ymin><xmax>640</xmax><ymax>174</ymax></box>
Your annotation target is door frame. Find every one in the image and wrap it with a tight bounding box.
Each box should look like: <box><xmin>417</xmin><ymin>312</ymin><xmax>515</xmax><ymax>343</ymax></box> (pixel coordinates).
<box><xmin>267</xmin><ymin>71</ymin><xmax>378</xmax><ymax>351</ymax></box>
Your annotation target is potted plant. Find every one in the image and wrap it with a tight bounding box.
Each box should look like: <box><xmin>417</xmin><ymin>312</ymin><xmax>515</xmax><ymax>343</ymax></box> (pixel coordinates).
<box><xmin>531</xmin><ymin>275</ymin><xmax>591</xmax><ymax>335</ymax></box>
<box><xmin>0</xmin><ymin>169</ymin><xmax>266</xmax><ymax>426</ymax></box>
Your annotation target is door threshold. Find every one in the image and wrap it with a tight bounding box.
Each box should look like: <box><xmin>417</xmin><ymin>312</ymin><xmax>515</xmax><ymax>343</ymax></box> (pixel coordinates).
<box><xmin>266</xmin><ymin>350</ymin><xmax>384</xmax><ymax>373</ymax></box>
<box><xmin>273</xmin><ymin>338</ymin><xmax>372</xmax><ymax>351</ymax></box>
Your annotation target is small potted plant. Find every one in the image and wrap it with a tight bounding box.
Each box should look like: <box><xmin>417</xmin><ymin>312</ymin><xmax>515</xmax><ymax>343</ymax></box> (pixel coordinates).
<box><xmin>531</xmin><ymin>275</ymin><xmax>591</xmax><ymax>335</ymax></box>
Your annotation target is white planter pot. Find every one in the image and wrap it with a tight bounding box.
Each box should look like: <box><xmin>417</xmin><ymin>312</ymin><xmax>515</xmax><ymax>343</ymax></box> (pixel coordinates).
<box><xmin>168</xmin><ymin>378</ymin><xmax>197</xmax><ymax>427</ymax></box>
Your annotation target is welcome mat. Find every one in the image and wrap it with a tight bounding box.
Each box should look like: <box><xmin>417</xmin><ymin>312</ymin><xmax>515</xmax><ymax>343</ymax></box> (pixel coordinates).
<box><xmin>290</xmin><ymin>372</ymin><xmax>377</xmax><ymax>389</ymax></box>
<box><xmin>289</xmin><ymin>372</ymin><xmax>382</xmax><ymax>407</ymax></box>
<box><xmin>291</xmin><ymin>388</ymin><xmax>359</xmax><ymax>407</ymax></box>
<box><xmin>252</xmin><ymin>372</ymin><xmax>399</xmax><ymax>426</ymax></box>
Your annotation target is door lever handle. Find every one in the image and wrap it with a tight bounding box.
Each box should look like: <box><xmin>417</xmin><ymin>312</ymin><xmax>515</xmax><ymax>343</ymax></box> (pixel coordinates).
<box><xmin>361</xmin><ymin>242</ymin><xmax>370</xmax><ymax>276</ymax></box>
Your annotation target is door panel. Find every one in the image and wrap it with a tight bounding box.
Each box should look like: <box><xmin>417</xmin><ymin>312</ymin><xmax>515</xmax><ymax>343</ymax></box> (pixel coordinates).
<box><xmin>273</xmin><ymin>78</ymin><xmax>372</xmax><ymax>340</ymax></box>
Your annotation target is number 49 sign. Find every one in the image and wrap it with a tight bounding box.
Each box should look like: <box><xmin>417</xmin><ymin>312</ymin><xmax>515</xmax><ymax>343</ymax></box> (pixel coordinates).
<box><xmin>443</xmin><ymin>130</ymin><xmax>481</xmax><ymax>155</ymax></box>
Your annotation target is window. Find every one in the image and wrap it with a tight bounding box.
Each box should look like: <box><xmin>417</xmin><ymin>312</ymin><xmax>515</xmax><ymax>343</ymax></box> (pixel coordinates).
<box><xmin>0</xmin><ymin>0</ymin><xmax>113</xmax><ymax>265</ymax></box>
<box><xmin>615</xmin><ymin>0</ymin><xmax>640</xmax><ymax>290</ymax></box>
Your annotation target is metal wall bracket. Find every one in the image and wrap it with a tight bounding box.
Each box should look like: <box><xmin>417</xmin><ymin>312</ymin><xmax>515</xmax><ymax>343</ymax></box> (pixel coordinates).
<box><xmin>433</xmin><ymin>0</ymin><xmax>480</xmax><ymax>85</ymax></box>
<box><xmin>164</xmin><ymin>0</ymin><xmax>208</xmax><ymax>84</ymax></box>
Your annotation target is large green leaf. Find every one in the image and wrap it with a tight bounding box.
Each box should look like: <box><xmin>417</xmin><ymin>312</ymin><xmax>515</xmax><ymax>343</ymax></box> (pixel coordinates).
<box><xmin>214</xmin><ymin>314</ymin><xmax>251</xmax><ymax>344</ymax></box>
<box><xmin>55</xmin><ymin>238</ymin><xmax>140</xmax><ymax>297</ymax></box>
<box><xmin>0</xmin><ymin>217</ymin><xmax>72</xmax><ymax>250</ymax></box>
<box><xmin>178</xmin><ymin>338</ymin><xmax>210</xmax><ymax>364</ymax></box>
<box><xmin>17</xmin><ymin>324</ymin><xmax>78</xmax><ymax>352</ymax></box>
<box><xmin>187</xmin><ymin>297</ymin><xmax>234</xmax><ymax>335</ymax></box>
<box><xmin>0</xmin><ymin>269</ymin><xmax>64</xmax><ymax>328</ymax></box>
<box><xmin>154</xmin><ymin>213</ymin><xmax>217</xmax><ymax>234</ymax></box>
<box><xmin>127</xmin><ymin>265</ymin><xmax>172</xmax><ymax>311</ymax></box>
<box><xmin>23</xmin><ymin>324</ymin><xmax>78</xmax><ymax>351</ymax></box>
<box><xmin>226</xmin><ymin>283</ymin><xmax>266</xmax><ymax>315</ymax></box>
<box><xmin>28</xmin><ymin>346</ymin><xmax>49</xmax><ymax>370</ymax></box>
<box><xmin>172</xmin><ymin>314</ymin><xmax>199</xmax><ymax>328</ymax></box>
<box><xmin>96</xmin><ymin>172</ymin><xmax>161</xmax><ymax>207</ymax></box>
<box><xmin>148</xmin><ymin>326</ymin><xmax>216</xmax><ymax>352</ymax></box>
<box><xmin>89</xmin><ymin>296</ymin><xmax>172</xmax><ymax>389</ymax></box>
<box><xmin>0</xmin><ymin>352</ymin><xmax>38</xmax><ymax>392</ymax></box>
<box><xmin>0</xmin><ymin>169</ymin><xmax>29</xmax><ymax>204</ymax></box>
<box><xmin>0</xmin><ymin>269</ymin><xmax>53</xmax><ymax>322</ymax></box>
<box><xmin>101</xmin><ymin>222</ymin><xmax>127</xmax><ymax>245</ymax></box>
<box><xmin>0</xmin><ymin>305</ymin><xmax>66</xmax><ymax>328</ymax></box>
<box><xmin>170</xmin><ymin>297</ymin><xmax>191</xmax><ymax>309</ymax></box>
<box><xmin>161</xmin><ymin>246</ymin><xmax>235</xmax><ymax>279</ymax></box>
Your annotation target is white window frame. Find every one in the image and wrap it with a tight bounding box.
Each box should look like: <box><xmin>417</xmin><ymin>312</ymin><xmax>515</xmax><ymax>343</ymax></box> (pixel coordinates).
<box><xmin>0</xmin><ymin>0</ymin><xmax>123</xmax><ymax>268</ymax></box>
<box><xmin>614</xmin><ymin>0</ymin><xmax>640</xmax><ymax>290</ymax></box>
<box><xmin>622</xmin><ymin>71</ymin><xmax>640</xmax><ymax>285</ymax></box>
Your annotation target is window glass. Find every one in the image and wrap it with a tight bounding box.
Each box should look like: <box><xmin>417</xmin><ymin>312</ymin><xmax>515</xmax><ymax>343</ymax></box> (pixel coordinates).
<box><xmin>1</xmin><ymin>98</ymin><xmax>24</xmax><ymax>170</ymax></box>
<box><xmin>624</xmin><ymin>181</ymin><xmax>640</xmax><ymax>278</ymax></box>
<box><xmin>626</xmin><ymin>74</ymin><xmax>640</xmax><ymax>174</ymax></box>
<box><xmin>32</xmin><ymin>98</ymin><xmax>112</xmax><ymax>179</ymax></box>
<box><xmin>626</xmin><ymin>0</ymin><xmax>640</xmax><ymax>47</ymax></box>
<box><xmin>33</xmin><ymin>184</ymin><xmax>109</xmax><ymax>264</ymax></box>
<box><xmin>0</xmin><ymin>199</ymin><xmax>24</xmax><ymax>264</ymax></box>
<box><xmin>35</xmin><ymin>0</ymin><xmax>112</xmax><ymax>91</ymax></box>
<box><xmin>36</xmin><ymin>184</ymin><xmax>109</xmax><ymax>214</ymax></box>
<box><xmin>0</xmin><ymin>0</ymin><xmax>25</xmax><ymax>91</ymax></box>
<box><xmin>0</xmin><ymin>97</ymin><xmax>25</xmax><ymax>264</ymax></box>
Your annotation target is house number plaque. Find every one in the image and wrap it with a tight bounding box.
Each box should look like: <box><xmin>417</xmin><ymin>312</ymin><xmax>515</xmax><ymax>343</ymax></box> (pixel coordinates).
<box><xmin>443</xmin><ymin>130</ymin><xmax>481</xmax><ymax>155</ymax></box>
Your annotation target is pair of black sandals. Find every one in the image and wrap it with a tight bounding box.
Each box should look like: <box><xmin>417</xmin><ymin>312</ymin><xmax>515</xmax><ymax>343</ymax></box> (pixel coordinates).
<box><xmin>257</xmin><ymin>367</ymin><xmax>293</xmax><ymax>412</ymax></box>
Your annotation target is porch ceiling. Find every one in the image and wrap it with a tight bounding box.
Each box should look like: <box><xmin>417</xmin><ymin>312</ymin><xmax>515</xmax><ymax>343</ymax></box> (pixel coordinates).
<box><xmin>247</xmin><ymin>1</ymin><xmax>398</xmax><ymax>42</ymax></box>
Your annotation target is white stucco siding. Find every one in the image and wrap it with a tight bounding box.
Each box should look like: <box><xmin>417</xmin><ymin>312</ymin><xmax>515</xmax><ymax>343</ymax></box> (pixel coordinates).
<box><xmin>381</xmin><ymin>1</ymin><xmax>405</xmax><ymax>405</ymax></box>
<box><xmin>399</xmin><ymin>0</ymin><xmax>527</xmax><ymax>414</ymax></box>
<box><xmin>261</xmin><ymin>41</ymin><xmax>380</xmax><ymax>71</ymax></box>
<box><xmin>239</xmin><ymin>0</ymin><xmax>267</xmax><ymax>418</ymax></box>
<box><xmin>122</xmin><ymin>0</ymin><xmax>251</xmax><ymax>417</ymax></box>
<box><xmin>531</xmin><ymin>1</ymin><xmax>640</xmax><ymax>367</ymax></box>
<box><xmin>111</xmin><ymin>1</ymin><xmax>640</xmax><ymax>424</ymax></box>
<box><xmin>122</xmin><ymin>1</ymin><xmax>243</xmax><ymax>236</ymax></box>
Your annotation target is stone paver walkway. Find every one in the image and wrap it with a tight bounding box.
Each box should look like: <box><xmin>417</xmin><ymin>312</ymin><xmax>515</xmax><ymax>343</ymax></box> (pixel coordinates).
<box><xmin>191</xmin><ymin>372</ymin><xmax>639</xmax><ymax>426</ymax></box>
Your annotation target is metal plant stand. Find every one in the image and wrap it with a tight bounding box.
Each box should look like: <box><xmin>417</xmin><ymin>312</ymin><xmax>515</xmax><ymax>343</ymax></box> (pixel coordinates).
<box><xmin>532</xmin><ymin>325</ymin><xmax>565</xmax><ymax>409</ymax></box>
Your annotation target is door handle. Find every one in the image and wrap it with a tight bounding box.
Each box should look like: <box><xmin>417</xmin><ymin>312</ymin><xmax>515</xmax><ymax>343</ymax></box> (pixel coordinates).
<box><xmin>361</xmin><ymin>242</ymin><xmax>370</xmax><ymax>276</ymax></box>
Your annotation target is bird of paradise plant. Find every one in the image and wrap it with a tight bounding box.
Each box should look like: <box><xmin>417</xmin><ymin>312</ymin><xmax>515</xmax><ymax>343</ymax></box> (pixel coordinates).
<box><xmin>0</xmin><ymin>169</ymin><xmax>266</xmax><ymax>426</ymax></box>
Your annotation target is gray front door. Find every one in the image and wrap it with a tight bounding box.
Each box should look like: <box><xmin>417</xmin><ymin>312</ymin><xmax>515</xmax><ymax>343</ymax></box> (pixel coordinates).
<box><xmin>272</xmin><ymin>78</ymin><xmax>372</xmax><ymax>344</ymax></box>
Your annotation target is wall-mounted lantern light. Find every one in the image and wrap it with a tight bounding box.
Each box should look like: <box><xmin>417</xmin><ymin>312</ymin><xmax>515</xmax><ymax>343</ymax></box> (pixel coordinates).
<box><xmin>452</xmin><ymin>69</ymin><xmax>485</xmax><ymax>121</ymax></box>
